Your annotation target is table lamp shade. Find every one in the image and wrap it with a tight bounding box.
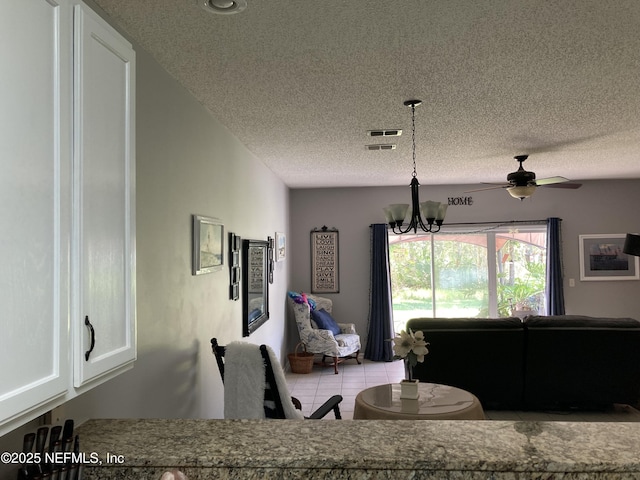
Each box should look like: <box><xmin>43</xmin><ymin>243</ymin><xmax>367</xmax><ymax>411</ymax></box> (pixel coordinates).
<box><xmin>623</xmin><ymin>233</ymin><xmax>640</xmax><ymax>257</ymax></box>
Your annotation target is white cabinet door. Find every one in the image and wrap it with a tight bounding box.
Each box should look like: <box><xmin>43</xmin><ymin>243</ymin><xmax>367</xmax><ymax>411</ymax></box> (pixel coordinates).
<box><xmin>0</xmin><ymin>0</ymin><xmax>71</xmax><ymax>431</ymax></box>
<box><xmin>73</xmin><ymin>3</ymin><xmax>136</xmax><ymax>387</ymax></box>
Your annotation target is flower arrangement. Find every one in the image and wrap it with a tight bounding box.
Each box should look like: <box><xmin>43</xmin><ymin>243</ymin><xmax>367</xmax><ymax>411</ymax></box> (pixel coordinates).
<box><xmin>391</xmin><ymin>329</ymin><xmax>429</xmax><ymax>381</ymax></box>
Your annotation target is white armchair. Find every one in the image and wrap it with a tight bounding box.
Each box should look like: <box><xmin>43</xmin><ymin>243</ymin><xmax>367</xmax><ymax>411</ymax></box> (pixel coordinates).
<box><xmin>288</xmin><ymin>292</ymin><xmax>361</xmax><ymax>374</ymax></box>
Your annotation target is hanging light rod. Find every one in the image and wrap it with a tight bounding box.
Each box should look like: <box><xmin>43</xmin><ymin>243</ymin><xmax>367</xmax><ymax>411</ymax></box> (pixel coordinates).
<box><xmin>383</xmin><ymin>100</ymin><xmax>447</xmax><ymax>234</ymax></box>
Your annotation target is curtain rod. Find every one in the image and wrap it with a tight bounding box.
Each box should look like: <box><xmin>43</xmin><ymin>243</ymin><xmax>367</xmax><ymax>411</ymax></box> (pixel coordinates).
<box><xmin>372</xmin><ymin>219</ymin><xmax>561</xmax><ymax>228</ymax></box>
<box><xmin>445</xmin><ymin>219</ymin><xmax>558</xmax><ymax>226</ymax></box>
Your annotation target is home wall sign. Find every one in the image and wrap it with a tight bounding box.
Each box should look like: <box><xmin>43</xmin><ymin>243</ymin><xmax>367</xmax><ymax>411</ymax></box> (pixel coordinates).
<box><xmin>311</xmin><ymin>226</ymin><xmax>339</xmax><ymax>293</ymax></box>
<box><xmin>447</xmin><ymin>196</ymin><xmax>474</xmax><ymax>206</ymax></box>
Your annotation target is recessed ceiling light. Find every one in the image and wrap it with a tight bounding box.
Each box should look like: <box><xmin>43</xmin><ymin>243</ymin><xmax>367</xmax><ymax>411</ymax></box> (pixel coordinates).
<box><xmin>200</xmin><ymin>0</ymin><xmax>247</xmax><ymax>15</ymax></box>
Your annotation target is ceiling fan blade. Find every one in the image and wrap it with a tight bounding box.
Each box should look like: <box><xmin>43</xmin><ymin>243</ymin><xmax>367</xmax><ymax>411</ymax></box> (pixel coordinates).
<box><xmin>464</xmin><ymin>184</ymin><xmax>509</xmax><ymax>193</ymax></box>
<box><xmin>535</xmin><ymin>176</ymin><xmax>569</xmax><ymax>186</ymax></box>
<box><xmin>540</xmin><ymin>182</ymin><xmax>582</xmax><ymax>189</ymax></box>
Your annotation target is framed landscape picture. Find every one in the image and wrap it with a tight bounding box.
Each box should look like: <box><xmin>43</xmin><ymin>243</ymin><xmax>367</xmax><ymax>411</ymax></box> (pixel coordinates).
<box><xmin>275</xmin><ymin>232</ymin><xmax>286</xmax><ymax>262</ymax></box>
<box><xmin>579</xmin><ymin>234</ymin><xmax>639</xmax><ymax>281</ymax></box>
<box><xmin>192</xmin><ymin>215</ymin><xmax>224</xmax><ymax>275</ymax></box>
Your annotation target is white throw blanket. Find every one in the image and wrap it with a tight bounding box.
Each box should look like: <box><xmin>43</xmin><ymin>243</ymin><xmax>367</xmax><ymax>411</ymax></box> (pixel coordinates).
<box><xmin>223</xmin><ymin>341</ymin><xmax>304</xmax><ymax>419</ymax></box>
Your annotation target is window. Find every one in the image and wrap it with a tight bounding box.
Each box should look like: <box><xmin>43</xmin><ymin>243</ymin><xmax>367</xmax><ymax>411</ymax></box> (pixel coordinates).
<box><xmin>389</xmin><ymin>225</ymin><xmax>547</xmax><ymax>332</ymax></box>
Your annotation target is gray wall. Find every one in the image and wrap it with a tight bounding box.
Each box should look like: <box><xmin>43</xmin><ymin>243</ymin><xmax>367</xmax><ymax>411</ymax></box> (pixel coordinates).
<box><xmin>289</xmin><ymin>179</ymin><xmax>640</xmax><ymax>350</ymax></box>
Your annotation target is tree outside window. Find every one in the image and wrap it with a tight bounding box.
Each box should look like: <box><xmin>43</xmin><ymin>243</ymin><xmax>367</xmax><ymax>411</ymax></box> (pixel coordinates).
<box><xmin>389</xmin><ymin>227</ymin><xmax>546</xmax><ymax>332</ymax></box>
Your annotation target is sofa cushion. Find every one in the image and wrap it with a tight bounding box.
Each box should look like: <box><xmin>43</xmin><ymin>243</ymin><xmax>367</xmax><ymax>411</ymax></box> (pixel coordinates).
<box><xmin>311</xmin><ymin>308</ymin><xmax>341</xmax><ymax>336</ymax></box>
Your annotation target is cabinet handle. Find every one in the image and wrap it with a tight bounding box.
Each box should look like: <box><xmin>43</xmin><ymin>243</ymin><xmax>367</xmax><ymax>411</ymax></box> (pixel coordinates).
<box><xmin>84</xmin><ymin>315</ymin><xmax>95</xmax><ymax>361</ymax></box>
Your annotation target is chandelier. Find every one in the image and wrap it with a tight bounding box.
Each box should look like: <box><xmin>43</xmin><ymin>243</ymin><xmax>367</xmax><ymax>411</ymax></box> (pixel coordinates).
<box><xmin>383</xmin><ymin>100</ymin><xmax>447</xmax><ymax>234</ymax></box>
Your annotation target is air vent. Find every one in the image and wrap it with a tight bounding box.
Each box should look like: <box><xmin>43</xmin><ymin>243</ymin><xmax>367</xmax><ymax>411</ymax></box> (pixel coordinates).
<box><xmin>367</xmin><ymin>129</ymin><xmax>402</xmax><ymax>137</ymax></box>
<box><xmin>366</xmin><ymin>144</ymin><xmax>397</xmax><ymax>151</ymax></box>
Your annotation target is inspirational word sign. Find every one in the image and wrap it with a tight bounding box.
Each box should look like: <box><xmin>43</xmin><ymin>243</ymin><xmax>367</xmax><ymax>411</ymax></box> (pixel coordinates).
<box><xmin>311</xmin><ymin>227</ymin><xmax>339</xmax><ymax>293</ymax></box>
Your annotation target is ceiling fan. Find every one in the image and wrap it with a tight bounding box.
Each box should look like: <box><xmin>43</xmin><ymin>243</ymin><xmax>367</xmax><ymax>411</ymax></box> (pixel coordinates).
<box><xmin>466</xmin><ymin>154</ymin><xmax>582</xmax><ymax>200</ymax></box>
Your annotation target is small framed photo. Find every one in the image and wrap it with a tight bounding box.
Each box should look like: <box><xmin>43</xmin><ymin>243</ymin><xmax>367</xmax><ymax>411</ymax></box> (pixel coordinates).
<box><xmin>230</xmin><ymin>283</ymin><xmax>239</xmax><ymax>302</ymax></box>
<box><xmin>228</xmin><ymin>232</ymin><xmax>241</xmax><ymax>300</ymax></box>
<box><xmin>231</xmin><ymin>266</ymin><xmax>240</xmax><ymax>284</ymax></box>
<box><xmin>192</xmin><ymin>215</ymin><xmax>224</xmax><ymax>275</ymax></box>
<box><xmin>275</xmin><ymin>232</ymin><xmax>286</xmax><ymax>262</ymax></box>
<box><xmin>579</xmin><ymin>234</ymin><xmax>639</xmax><ymax>281</ymax></box>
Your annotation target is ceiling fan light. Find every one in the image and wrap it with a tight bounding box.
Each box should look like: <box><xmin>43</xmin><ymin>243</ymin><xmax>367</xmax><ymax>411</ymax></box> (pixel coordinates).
<box><xmin>507</xmin><ymin>185</ymin><xmax>536</xmax><ymax>200</ymax></box>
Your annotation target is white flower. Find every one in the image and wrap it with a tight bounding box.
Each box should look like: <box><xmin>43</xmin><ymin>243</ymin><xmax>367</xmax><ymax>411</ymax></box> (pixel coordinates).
<box><xmin>391</xmin><ymin>329</ymin><xmax>429</xmax><ymax>367</ymax></box>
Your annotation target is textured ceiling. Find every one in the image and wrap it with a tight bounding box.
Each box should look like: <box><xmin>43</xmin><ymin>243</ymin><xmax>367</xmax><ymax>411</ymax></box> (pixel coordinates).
<box><xmin>93</xmin><ymin>0</ymin><xmax>640</xmax><ymax>188</ymax></box>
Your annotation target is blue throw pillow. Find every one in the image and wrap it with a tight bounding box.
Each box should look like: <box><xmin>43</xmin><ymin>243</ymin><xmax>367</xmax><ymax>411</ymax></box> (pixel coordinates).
<box><xmin>310</xmin><ymin>308</ymin><xmax>341</xmax><ymax>336</ymax></box>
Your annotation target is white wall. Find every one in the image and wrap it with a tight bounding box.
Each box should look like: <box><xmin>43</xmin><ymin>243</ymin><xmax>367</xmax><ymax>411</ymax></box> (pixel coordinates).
<box><xmin>289</xmin><ymin>179</ymin><xmax>640</xmax><ymax>350</ymax></box>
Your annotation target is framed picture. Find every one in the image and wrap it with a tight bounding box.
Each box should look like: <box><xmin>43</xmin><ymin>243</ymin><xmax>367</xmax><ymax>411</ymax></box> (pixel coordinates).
<box><xmin>579</xmin><ymin>234</ymin><xmax>639</xmax><ymax>281</ymax></box>
<box><xmin>228</xmin><ymin>232</ymin><xmax>241</xmax><ymax>300</ymax></box>
<box><xmin>192</xmin><ymin>215</ymin><xmax>224</xmax><ymax>275</ymax></box>
<box><xmin>267</xmin><ymin>236</ymin><xmax>274</xmax><ymax>284</ymax></box>
<box><xmin>311</xmin><ymin>226</ymin><xmax>339</xmax><ymax>293</ymax></box>
<box><xmin>275</xmin><ymin>232</ymin><xmax>286</xmax><ymax>262</ymax></box>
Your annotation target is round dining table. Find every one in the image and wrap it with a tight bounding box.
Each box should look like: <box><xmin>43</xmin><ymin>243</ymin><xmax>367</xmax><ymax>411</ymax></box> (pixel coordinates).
<box><xmin>353</xmin><ymin>382</ymin><xmax>485</xmax><ymax>420</ymax></box>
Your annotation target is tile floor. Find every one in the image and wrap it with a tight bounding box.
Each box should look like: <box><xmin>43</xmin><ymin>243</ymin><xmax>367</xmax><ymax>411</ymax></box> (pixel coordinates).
<box><xmin>285</xmin><ymin>358</ymin><xmax>640</xmax><ymax>421</ymax></box>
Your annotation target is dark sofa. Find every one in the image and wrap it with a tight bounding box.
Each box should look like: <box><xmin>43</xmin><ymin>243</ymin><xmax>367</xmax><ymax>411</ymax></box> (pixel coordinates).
<box><xmin>406</xmin><ymin>315</ymin><xmax>640</xmax><ymax>411</ymax></box>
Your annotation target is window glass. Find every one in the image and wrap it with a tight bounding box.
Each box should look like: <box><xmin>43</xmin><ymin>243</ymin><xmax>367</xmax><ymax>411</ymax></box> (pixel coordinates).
<box><xmin>389</xmin><ymin>226</ymin><xmax>546</xmax><ymax>332</ymax></box>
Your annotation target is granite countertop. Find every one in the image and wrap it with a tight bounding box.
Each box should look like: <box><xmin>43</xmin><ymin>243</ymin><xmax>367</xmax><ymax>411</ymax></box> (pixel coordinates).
<box><xmin>75</xmin><ymin>418</ymin><xmax>640</xmax><ymax>479</ymax></box>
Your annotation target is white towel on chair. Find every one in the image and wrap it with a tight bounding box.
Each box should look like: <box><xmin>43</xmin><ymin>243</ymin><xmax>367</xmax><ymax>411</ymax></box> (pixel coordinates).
<box><xmin>224</xmin><ymin>342</ymin><xmax>266</xmax><ymax>419</ymax></box>
<box><xmin>223</xmin><ymin>341</ymin><xmax>304</xmax><ymax>419</ymax></box>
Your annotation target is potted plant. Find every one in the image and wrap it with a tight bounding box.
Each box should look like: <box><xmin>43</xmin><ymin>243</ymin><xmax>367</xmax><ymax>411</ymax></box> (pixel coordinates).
<box><xmin>390</xmin><ymin>329</ymin><xmax>429</xmax><ymax>399</ymax></box>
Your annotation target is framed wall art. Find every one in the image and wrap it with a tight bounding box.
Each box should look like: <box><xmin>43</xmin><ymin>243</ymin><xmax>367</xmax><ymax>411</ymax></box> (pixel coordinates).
<box><xmin>311</xmin><ymin>226</ymin><xmax>339</xmax><ymax>293</ymax></box>
<box><xmin>228</xmin><ymin>232</ymin><xmax>241</xmax><ymax>300</ymax></box>
<box><xmin>579</xmin><ymin>234</ymin><xmax>639</xmax><ymax>281</ymax></box>
<box><xmin>192</xmin><ymin>215</ymin><xmax>224</xmax><ymax>275</ymax></box>
<box><xmin>267</xmin><ymin>236</ymin><xmax>274</xmax><ymax>284</ymax></box>
<box><xmin>242</xmin><ymin>239</ymin><xmax>269</xmax><ymax>336</ymax></box>
<box><xmin>275</xmin><ymin>232</ymin><xmax>286</xmax><ymax>262</ymax></box>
